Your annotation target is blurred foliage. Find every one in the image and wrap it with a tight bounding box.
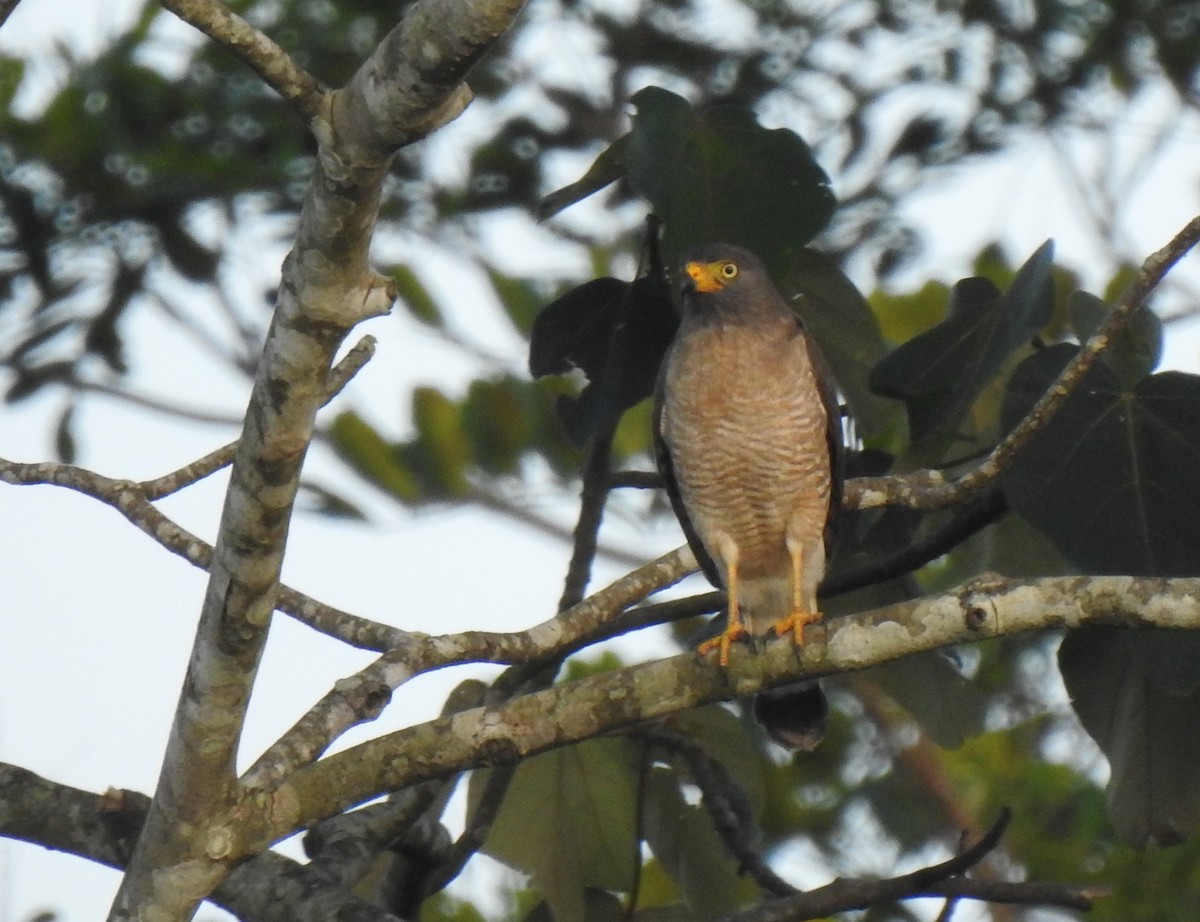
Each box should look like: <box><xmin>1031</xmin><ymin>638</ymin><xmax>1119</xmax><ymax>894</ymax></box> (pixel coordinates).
<box><xmin>7</xmin><ymin>0</ymin><xmax>1200</xmax><ymax>920</ymax></box>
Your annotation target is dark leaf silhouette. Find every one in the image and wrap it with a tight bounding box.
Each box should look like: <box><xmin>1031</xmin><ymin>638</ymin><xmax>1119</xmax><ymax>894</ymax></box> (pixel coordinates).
<box><xmin>529</xmin><ymin>273</ymin><xmax>677</xmax><ymax>445</ymax></box>
<box><xmin>625</xmin><ymin>86</ymin><xmax>835</xmax><ymax>269</ymax></box>
<box><xmin>870</xmin><ymin>241</ymin><xmax>1056</xmax><ymax>444</ymax></box>
<box><xmin>1002</xmin><ymin>342</ymin><xmax>1200</xmax><ymax>844</ymax></box>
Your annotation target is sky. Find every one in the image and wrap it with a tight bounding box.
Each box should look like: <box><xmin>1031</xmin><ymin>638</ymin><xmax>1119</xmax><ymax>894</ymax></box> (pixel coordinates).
<box><xmin>3</xmin><ymin>2</ymin><xmax>1200</xmax><ymax>921</ymax></box>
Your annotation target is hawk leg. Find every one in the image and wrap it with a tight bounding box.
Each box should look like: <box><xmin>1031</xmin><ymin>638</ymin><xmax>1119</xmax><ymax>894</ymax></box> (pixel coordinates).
<box><xmin>697</xmin><ymin>536</ymin><xmax>746</xmax><ymax>667</ymax></box>
<box><xmin>773</xmin><ymin>541</ymin><xmax>822</xmax><ymax>645</ymax></box>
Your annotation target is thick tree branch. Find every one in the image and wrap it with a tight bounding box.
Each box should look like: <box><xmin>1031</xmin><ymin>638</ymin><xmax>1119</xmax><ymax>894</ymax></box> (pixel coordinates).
<box><xmin>271</xmin><ymin>573</ymin><xmax>1200</xmax><ymax>843</ymax></box>
<box><xmin>159</xmin><ymin>0</ymin><xmax>326</xmax><ymax>122</ymax></box>
<box><xmin>241</xmin><ymin>546</ymin><xmax>696</xmax><ymax>788</ymax></box>
<box><xmin>849</xmin><ymin>213</ymin><xmax>1200</xmax><ymax>512</ymax></box>
<box><xmin>112</xmin><ymin>0</ymin><xmax>531</xmax><ymax>915</ymax></box>
<box><xmin>0</xmin><ymin>764</ymin><xmax>406</xmax><ymax>922</ymax></box>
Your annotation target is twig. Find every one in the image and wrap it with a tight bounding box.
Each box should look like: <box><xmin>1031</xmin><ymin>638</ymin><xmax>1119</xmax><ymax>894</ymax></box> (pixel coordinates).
<box><xmin>723</xmin><ymin>809</ymin><xmax>1094</xmax><ymax>921</ymax></box>
<box><xmin>560</xmin><ymin>430</ymin><xmax>615</xmax><ymax>611</ymax></box>
<box><xmin>822</xmin><ymin>488</ymin><xmax>1008</xmax><ymax>597</ymax></box>
<box><xmin>74</xmin><ymin>381</ymin><xmax>246</xmax><ymax>428</ymax></box>
<box><xmin>467</xmin><ymin>482</ymin><xmax>646</xmax><ymax>568</ymax></box>
<box><xmin>0</xmin><ymin>0</ymin><xmax>23</xmax><ymax>30</ymax></box>
<box><xmin>241</xmin><ymin>546</ymin><xmax>696</xmax><ymax>788</ymax></box>
<box><xmin>159</xmin><ymin>0</ymin><xmax>326</xmax><ymax>122</ymax></box>
<box><xmin>142</xmin><ymin>336</ymin><xmax>376</xmax><ymax>499</ymax></box>
<box><xmin>850</xmin><ymin>213</ymin><xmax>1200</xmax><ymax>512</ymax></box>
<box><xmin>635</xmin><ymin>726</ymin><xmax>796</xmax><ymax>898</ymax></box>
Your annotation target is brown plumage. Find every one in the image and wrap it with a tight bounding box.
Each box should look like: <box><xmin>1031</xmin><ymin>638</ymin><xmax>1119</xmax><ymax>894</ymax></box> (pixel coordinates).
<box><xmin>653</xmin><ymin>242</ymin><xmax>843</xmax><ymax>748</ymax></box>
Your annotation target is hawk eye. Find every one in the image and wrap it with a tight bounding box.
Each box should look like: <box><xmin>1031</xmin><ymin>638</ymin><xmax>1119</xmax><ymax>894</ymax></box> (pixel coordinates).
<box><xmin>720</xmin><ymin>262</ymin><xmax>739</xmax><ymax>279</ymax></box>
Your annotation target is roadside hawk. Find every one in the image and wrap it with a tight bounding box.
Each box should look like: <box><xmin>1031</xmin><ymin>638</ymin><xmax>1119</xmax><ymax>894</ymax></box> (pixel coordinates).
<box><xmin>653</xmin><ymin>242</ymin><xmax>844</xmax><ymax>748</ymax></box>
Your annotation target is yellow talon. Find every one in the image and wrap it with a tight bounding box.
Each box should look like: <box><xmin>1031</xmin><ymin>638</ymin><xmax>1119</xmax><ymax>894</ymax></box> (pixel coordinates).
<box><xmin>773</xmin><ymin>609</ymin><xmax>822</xmax><ymax>646</ymax></box>
<box><xmin>697</xmin><ymin>620</ymin><xmax>749</xmax><ymax>667</ymax></box>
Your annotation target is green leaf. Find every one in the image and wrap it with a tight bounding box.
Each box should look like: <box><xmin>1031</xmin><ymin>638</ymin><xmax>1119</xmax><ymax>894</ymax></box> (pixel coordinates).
<box><xmin>538</xmin><ymin>134</ymin><xmax>629</xmax><ymax>221</ymax></box>
<box><xmin>626</xmin><ymin>87</ymin><xmax>835</xmax><ymax>270</ymax></box>
<box><xmin>1000</xmin><ymin>346</ymin><xmax>1200</xmax><ymax>577</ymax></box>
<box><xmin>0</xmin><ymin>56</ymin><xmax>24</xmax><ymax>113</ymax></box>
<box><xmin>1060</xmin><ymin>629</ymin><xmax>1200</xmax><ymax>846</ymax></box>
<box><xmin>329</xmin><ymin>411</ymin><xmax>420</xmax><ymax>502</ymax></box>
<box><xmin>868</xmin><ymin>280</ymin><xmax>949</xmax><ymax>347</ymax></box>
<box><xmin>475</xmin><ymin>738</ymin><xmax>642</xmax><ymax>922</ymax></box>
<box><xmin>489</xmin><ymin>268</ymin><xmax>545</xmax><ymax>336</ymax></box>
<box><xmin>869</xmin><ymin>241</ymin><xmax>1056</xmax><ymax>445</ymax></box>
<box><xmin>868</xmin><ymin>651</ymin><xmax>988</xmax><ymax>749</ymax></box>
<box><xmin>461</xmin><ymin>376</ymin><xmax>534</xmax><ymax>475</ymax></box>
<box><xmin>391</xmin><ymin>263</ymin><xmax>444</xmax><ymax>327</ymax></box>
<box><xmin>296</xmin><ymin>481</ymin><xmax>367</xmax><ymax>520</ymax></box>
<box><xmin>420</xmin><ymin>892</ymin><xmax>489</xmax><ymax>922</ymax></box>
<box><xmin>1001</xmin><ymin>346</ymin><xmax>1200</xmax><ymax>844</ymax></box>
<box><xmin>524</xmin><ymin>891</ymin><xmax>627</xmax><ymax>922</ymax></box>
<box><xmin>1069</xmin><ymin>290</ymin><xmax>1162</xmax><ymax>385</ymax></box>
<box><xmin>410</xmin><ymin>387</ymin><xmax>471</xmax><ymax>496</ymax></box>
<box><xmin>54</xmin><ymin>404</ymin><xmax>76</xmax><ymax>464</ymax></box>
<box><xmin>529</xmin><ymin>273</ymin><xmax>678</xmax><ymax>444</ymax></box>
<box><xmin>641</xmin><ymin>767</ymin><xmax>752</xmax><ymax>920</ymax></box>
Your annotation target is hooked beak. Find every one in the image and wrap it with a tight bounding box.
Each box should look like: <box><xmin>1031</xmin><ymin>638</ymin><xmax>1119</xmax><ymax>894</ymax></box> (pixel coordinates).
<box><xmin>684</xmin><ymin>261</ymin><xmax>725</xmax><ymax>293</ymax></box>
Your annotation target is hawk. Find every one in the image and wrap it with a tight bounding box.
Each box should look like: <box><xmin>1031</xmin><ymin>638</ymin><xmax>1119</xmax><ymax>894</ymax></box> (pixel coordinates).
<box><xmin>653</xmin><ymin>242</ymin><xmax>844</xmax><ymax>748</ymax></box>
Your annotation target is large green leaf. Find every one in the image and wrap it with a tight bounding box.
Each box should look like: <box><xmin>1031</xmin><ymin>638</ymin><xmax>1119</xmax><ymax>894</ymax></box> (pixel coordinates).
<box><xmin>528</xmin><ymin>273</ymin><xmax>678</xmax><ymax>444</ymax></box>
<box><xmin>473</xmin><ymin>738</ymin><xmax>642</xmax><ymax>922</ymax></box>
<box><xmin>663</xmin><ymin>705</ymin><xmax>765</xmax><ymax>816</ymax></box>
<box><xmin>869</xmin><ymin>241</ymin><xmax>1055</xmax><ymax>445</ymax></box>
<box><xmin>1060</xmin><ymin>630</ymin><xmax>1200</xmax><ymax>846</ymax></box>
<box><xmin>641</xmin><ymin>767</ymin><xmax>754</xmax><ymax>920</ymax></box>
<box><xmin>1000</xmin><ymin>345</ymin><xmax>1200</xmax><ymax>577</ymax></box>
<box><xmin>1069</xmin><ymin>290</ymin><xmax>1162</xmax><ymax>387</ymax></box>
<box><xmin>626</xmin><ymin>87</ymin><xmax>835</xmax><ymax>270</ymax></box>
<box><xmin>1001</xmin><ymin>344</ymin><xmax>1200</xmax><ymax>844</ymax></box>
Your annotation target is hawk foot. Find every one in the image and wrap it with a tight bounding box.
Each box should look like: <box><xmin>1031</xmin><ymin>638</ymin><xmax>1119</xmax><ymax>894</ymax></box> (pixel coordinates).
<box><xmin>773</xmin><ymin>609</ymin><xmax>822</xmax><ymax>646</ymax></box>
<box><xmin>697</xmin><ymin>622</ymin><xmax>749</xmax><ymax>667</ymax></box>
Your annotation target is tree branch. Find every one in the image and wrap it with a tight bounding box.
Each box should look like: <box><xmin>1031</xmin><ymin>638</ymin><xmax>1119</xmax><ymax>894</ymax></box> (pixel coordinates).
<box><xmin>0</xmin><ymin>764</ymin><xmax>406</xmax><ymax>922</ymax></box>
<box><xmin>725</xmin><ymin>809</ymin><xmax>1097</xmax><ymax>921</ymax></box>
<box><xmin>272</xmin><ymin>573</ymin><xmax>1200</xmax><ymax>843</ymax></box>
<box><xmin>112</xmin><ymin>0</ymin><xmax>531</xmax><ymax>914</ymax></box>
<box><xmin>240</xmin><ymin>546</ymin><xmax>696</xmax><ymax>788</ymax></box>
<box><xmin>159</xmin><ymin>0</ymin><xmax>326</xmax><ymax>122</ymax></box>
<box><xmin>849</xmin><ymin>213</ymin><xmax>1200</xmax><ymax>512</ymax></box>
<box><xmin>635</xmin><ymin>726</ymin><xmax>796</xmax><ymax>898</ymax></box>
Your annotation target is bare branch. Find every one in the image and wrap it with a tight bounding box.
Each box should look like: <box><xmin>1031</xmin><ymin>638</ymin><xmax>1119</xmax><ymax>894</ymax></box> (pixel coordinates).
<box><xmin>140</xmin><ymin>335</ymin><xmax>377</xmax><ymax>500</ymax></box>
<box><xmin>0</xmin><ymin>452</ymin><xmax>402</xmax><ymax>652</ymax></box>
<box><xmin>725</xmin><ymin>809</ymin><xmax>1096</xmax><ymax>921</ymax></box>
<box><xmin>113</xmin><ymin>2</ymin><xmax>530</xmax><ymax>909</ymax></box>
<box><xmin>0</xmin><ymin>0</ymin><xmax>22</xmax><ymax>31</ymax></box>
<box><xmin>467</xmin><ymin>482</ymin><xmax>647</xmax><ymax>568</ymax></box>
<box><xmin>160</xmin><ymin>0</ymin><xmax>326</xmax><ymax>122</ymax></box>
<box><xmin>273</xmin><ymin>573</ymin><xmax>1200</xmax><ymax>840</ymax></box>
<box><xmin>0</xmin><ymin>763</ymin><xmax>406</xmax><ymax>922</ymax></box>
<box><xmin>240</xmin><ymin>546</ymin><xmax>696</xmax><ymax>788</ymax></box>
<box><xmin>635</xmin><ymin>726</ymin><xmax>796</xmax><ymax>898</ymax></box>
<box><xmin>849</xmin><ymin>213</ymin><xmax>1200</xmax><ymax>512</ymax></box>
